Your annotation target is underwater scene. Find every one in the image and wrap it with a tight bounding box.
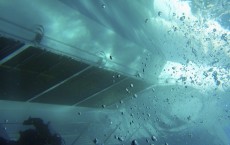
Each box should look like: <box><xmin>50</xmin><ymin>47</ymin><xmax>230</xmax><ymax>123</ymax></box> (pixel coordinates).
<box><xmin>0</xmin><ymin>0</ymin><xmax>230</xmax><ymax>145</ymax></box>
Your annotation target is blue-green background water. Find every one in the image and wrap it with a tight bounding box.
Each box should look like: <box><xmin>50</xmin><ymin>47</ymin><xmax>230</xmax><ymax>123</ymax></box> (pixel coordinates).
<box><xmin>0</xmin><ymin>0</ymin><xmax>229</xmax><ymax>145</ymax></box>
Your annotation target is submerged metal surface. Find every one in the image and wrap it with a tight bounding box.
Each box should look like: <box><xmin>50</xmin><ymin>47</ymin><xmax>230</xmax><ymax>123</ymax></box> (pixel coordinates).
<box><xmin>0</xmin><ymin>36</ymin><xmax>151</xmax><ymax>107</ymax></box>
<box><xmin>0</xmin><ymin>36</ymin><xmax>24</xmax><ymax>61</ymax></box>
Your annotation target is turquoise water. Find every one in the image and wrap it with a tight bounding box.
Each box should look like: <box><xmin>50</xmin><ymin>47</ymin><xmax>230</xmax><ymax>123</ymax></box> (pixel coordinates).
<box><xmin>0</xmin><ymin>0</ymin><xmax>229</xmax><ymax>145</ymax></box>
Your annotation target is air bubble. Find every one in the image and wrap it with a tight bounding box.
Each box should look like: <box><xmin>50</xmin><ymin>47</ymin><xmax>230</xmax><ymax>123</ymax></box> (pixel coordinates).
<box><xmin>114</xmin><ymin>135</ymin><xmax>118</xmax><ymax>139</ymax></box>
<box><xmin>180</xmin><ymin>16</ymin><xmax>185</xmax><ymax>21</ymax></box>
<box><xmin>151</xmin><ymin>135</ymin><xmax>157</xmax><ymax>141</ymax></box>
<box><xmin>113</xmin><ymin>104</ymin><xmax>117</xmax><ymax>108</ymax></box>
<box><xmin>118</xmin><ymin>136</ymin><xmax>124</xmax><ymax>142</ymax></box>
<box><xmin>222</xmin><ymin>83</ymin><xmax>229</xmax><ymax>91</ymax></box>
<box><xmin>130</xmin><ymin>113</ymin><xmax>134</xmax><ymax>117</ymax></box>
<box><xmin>101</xmin><ymin>4</ymin><xmax>106</xmax><ymax>8</ymax></box>
<box><xmin>93</xmin><ymin>138</ymin><xmax>99</xmax><ymax>144</ymax></box>
<box><xmin>158</xmin><ymin>11</ymin><xmax>162</xmax><ymax>16</ymax></box>
<box><xmin>131</xmin><ymin>140</ymin><xmax>139</xmax><ymax>145</ymax></box>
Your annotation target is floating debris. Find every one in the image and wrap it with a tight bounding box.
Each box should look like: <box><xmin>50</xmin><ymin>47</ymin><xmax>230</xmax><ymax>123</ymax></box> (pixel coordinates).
<box><xmin>109</xmin><ymin>55</ymin><xmax>113</xmax><ymax>60</ymax></box>
<box><xmin>145</xmin><ymin>18</ymin><xmax>149</xmax><ymax>23</ymax></box>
